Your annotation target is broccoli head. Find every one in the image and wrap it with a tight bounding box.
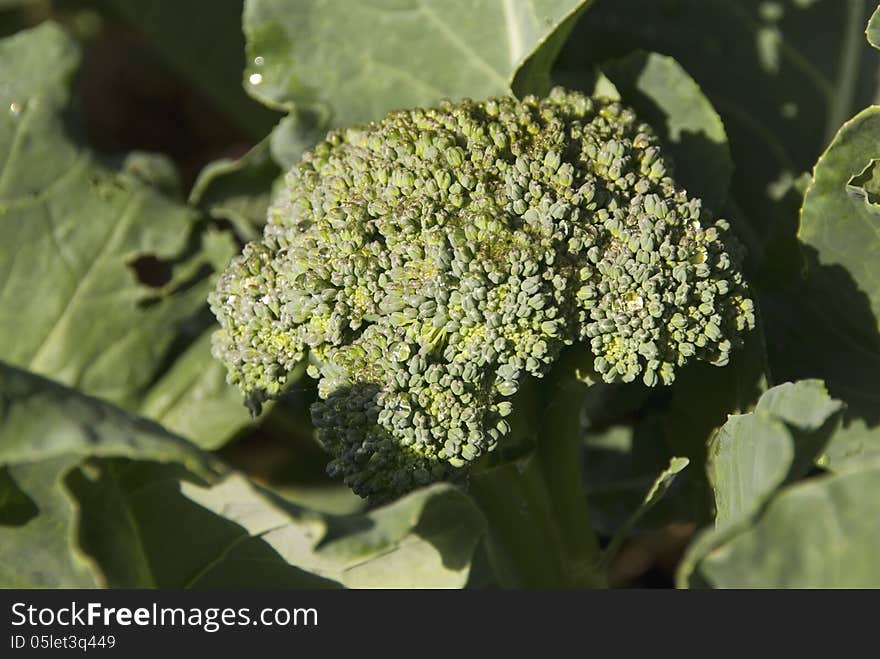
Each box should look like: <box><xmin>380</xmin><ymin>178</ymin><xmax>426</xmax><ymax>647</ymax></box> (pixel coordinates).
<box><xmin>209</xmin><ymin>87</ymin><xmax>755</xmax><ymax>501</ymax></box>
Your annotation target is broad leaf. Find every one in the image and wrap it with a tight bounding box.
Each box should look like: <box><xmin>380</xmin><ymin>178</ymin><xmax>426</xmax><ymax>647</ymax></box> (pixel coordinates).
<box><xmin>600</xmin><ymin>51</ymin><xmax>732</xmax><ymax>211</ymax></box>
<box><xmin>0</xmin><ymin>363</ymin><xmax>221</xmax><ymax>472</ymax></box>
<box><xmin>699</xmin><ymin>467</ymin><xmax>880</xmax><ymax>588</ymax></box>
<box><xmin>0</xmin><ymin>23</ymin><xmax>234</xmax><ymax>409</ymax></box>
<box><xmin>189</xmin><ymin>139</ymin><xmax>280</xmax><ymax>241</ymax></box>
<box><xmin>272</xmin><ymin>480</ymin><xmax>483</xmax><ymax>588</ymax></box>
<box><xmin>600</xmin><ymin>456</ymin><xmax>689</xmax><ymax>564</ymax></box>
<box><xmin>104</xmin><ymin>0</ymin><xmax>278</xmax><ymax>139</ymax></box>
<box><xmin>72</xmin><ymin>466</ymin><xmax>484</xmax><ymax>589</ymax></box>
<box><xmin>709</xmin><ymin>380</ymin><xmax>842</xmax><ymax>527</ymax></box>
<box><xmin>755</xmin><ymin>379</ymin><xmax>848</xmax><ymax>431</ymax></box>
<box><xmin>138</xmin><ymin>332</ymin><xmax>254</xmax><ymax>450</ymax></box>
<box><xmin>242</xmin><ymin>0</ymin><xmax>594</xmax><ymax>125</ymax></box>
<box><xmin>71</xmin><ymin>461</ymin><xmax>483</xmax><ymax>588</ymax></box>
<box><xmin>788</xmin><ymin>106</ymin><xmax>880</xmax><ymax>471</ymax></box>
<box><xmin>583</xmin><ymin>326</ymin><xmax>768</xmax><ymax>534</ymax></box>
<box><xmin>0</xmin><ymin>459</ymin><xmax>97</xmax><ymax>588</ymax></box>
<box><xmin>800</xmin><ymin>107</ymin><xmax>880</xmax><ymax>346</ymax></box>
<box><xmin>564</xmin><ymin>0</ymin><xmax>880</xmax><ymax>272</ymax></box>
<box><xmin>709</xmin><ymin>414</ymin><xmax>793</xmax><ymax>528</ymax></box>
<box><xmin>678</xmin><ymin>380</ymin><xmax>844</xmax><ymax>587</ymax></box>
<box><xmin>755</xmin><ymin>379</ymin><xmax>846</xmax><ymax>478</ymax></box>
<box><xmin>510</xmin><ymin>1</ymin><xmax>592</xmax><ymax>97</ymax></box>
<box><xmin>868</xmin><ymin>4</ymin><xmax>880</xmax><ymax>50</ymax></box>
<box><xmin>0</xmin><ymin>363</ymin><xmax>222</xmax><ymax>588</ymax></box>
<box><xmin>0</xmin><ymin>363</ymin><xmax>484</xmax><ymax>588</ymax></box>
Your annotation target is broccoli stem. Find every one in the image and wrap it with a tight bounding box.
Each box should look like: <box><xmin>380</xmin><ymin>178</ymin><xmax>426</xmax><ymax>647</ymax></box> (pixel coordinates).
<box><xmin>469</xmin><ymin>361</ymin><xmax>605</xmax><ymax>588</ymax></box>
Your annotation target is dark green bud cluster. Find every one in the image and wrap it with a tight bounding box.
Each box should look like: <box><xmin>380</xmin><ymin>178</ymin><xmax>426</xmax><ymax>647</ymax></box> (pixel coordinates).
<box><xmin>209</xmin><ymin>87</ymin><xmax>754</xmax><ymax>501</ymax></box>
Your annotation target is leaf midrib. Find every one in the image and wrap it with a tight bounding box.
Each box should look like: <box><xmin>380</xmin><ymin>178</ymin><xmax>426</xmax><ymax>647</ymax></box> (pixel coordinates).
<box><xmin>27</xmin><ymin>191</ymin><xmax>143</xmax><ymax>373</ymax></box>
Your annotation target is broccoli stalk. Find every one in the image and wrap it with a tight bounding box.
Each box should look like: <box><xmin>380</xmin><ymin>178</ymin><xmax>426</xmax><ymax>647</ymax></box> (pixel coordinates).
<box><xmin>209</xmin><ymin>88</ymin><xmax>755</xmax><ymax>586</ymax></box>
<box><xmin>470</xmin><ymin>352</ymin><xmax>605</xmax><ymax>588</ymax></box>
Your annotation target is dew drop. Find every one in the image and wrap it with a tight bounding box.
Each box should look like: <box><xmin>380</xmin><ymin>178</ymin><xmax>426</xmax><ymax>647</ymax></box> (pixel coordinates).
<box><xmin>254</xmin><ymin>56</ymin><xmax>265</xmax><ymax>66</ymax></box>
<box><xmin>9</xmin><ymin>102</ymin><xmax>21</xmax><ymax>116</ymax></box>
<box><xmin>248</xmin><ymin>73</ymin><xmax>264</xmax><ymax>85</ymax></box>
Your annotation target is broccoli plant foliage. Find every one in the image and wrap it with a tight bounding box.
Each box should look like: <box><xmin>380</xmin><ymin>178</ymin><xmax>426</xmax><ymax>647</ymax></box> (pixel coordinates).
<box><xmin>4</xmin><ymin>0</ymin><xmax>880</xmax><ymax>593</ymax></box>
<box><xmin>210</xmin><ymin>88</ymin><xmax>754</xmax><ymax>500</ymax></box>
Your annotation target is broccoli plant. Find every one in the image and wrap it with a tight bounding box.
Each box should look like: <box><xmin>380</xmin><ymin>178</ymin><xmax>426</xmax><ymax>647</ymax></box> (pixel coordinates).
<box><xmin>209</xmin><ymin>88</ymin><xmax>754</xmax><ymax>585</ymax></box>
<box><xmin>2</xmin><ymin>0</ymin><xmax>880</xmax><ymax>591</ymax></box>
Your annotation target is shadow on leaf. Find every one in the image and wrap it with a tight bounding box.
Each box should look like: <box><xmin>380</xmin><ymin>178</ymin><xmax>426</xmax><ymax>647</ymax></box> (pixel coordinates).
<box><xmin>764</xmin><ymin>245</ymin><xmax>880</xmax><ymax>438</ymax></box>
<box><xmin>69</xmin><ymin>459</ymin><xmax>339</xmax><ymax>588</ymax></box>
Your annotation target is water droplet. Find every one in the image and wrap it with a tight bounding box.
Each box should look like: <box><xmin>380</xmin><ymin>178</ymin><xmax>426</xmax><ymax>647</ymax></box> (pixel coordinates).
<box><xmin>254</xmin><ymin>56</ymin><xmax>265</xmax><ymax>66</ymax></box>
<box><xmin>9</xmin><ymin>102</ymin><xmax>21</xmax><ymax>116</ymax></box>
<box><xmin>248</xmin><ymin>73</ymin><xmax>263</xmax><ymax>86</ymax></box>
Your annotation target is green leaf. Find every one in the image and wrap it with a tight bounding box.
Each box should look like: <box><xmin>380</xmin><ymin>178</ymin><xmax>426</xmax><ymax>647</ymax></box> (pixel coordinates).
<box><xmin>242</xmin><ymin>0</ymin><xmax>594</xmax><ymax>125</ymax></box>
<box><xmin>0</xmin><ymin>459</ymin><xmax>98</xmax><ymax>588</ymax></box>
<box><xmin>600</xmin><ymin>51</ymin><xmax>732</xmax><ymax>211</ymax></box>
<box><xmin>309</xmin><ymin>482</ymin><xmax>485</xmax><ymax>588</ymax></box>
<box><xmin>71</xmin><ymin>463</ymin><xmax>338</xmax><ymax>588</ymax></box>
<box><xmin>103</xmin><ymin>0</ymin><xmax>278</xmax><ymax>139</ymax></box>
<box><xmin>710</xmin><ymin>380</ymin><xmax>842</xmax><ymax>527</ymax></box>
<box><xmin>699</xmin><ymin>467</ymin><xmax>880</xmax><ymax>588</ymax></box>
<box><xmin>0</xmin><ymin>362</ymin><xmax>222</xmax><ymax>475</ymax></box>
<box><xmin>678</xmin><ymin>380</ymin><xmax>844</xmax><ymax>587</ymax></box>
<box><xmin>585</xmin><ymin>421</ymin><xmax>663</xmax><ymax>531</ymax></box>
<box><xmin>800</xmin><ymin>107</ymin><xmax>880</xmax><ymax>339</ymax></box>
<box><xmin>600</xmin><ymin>456</ymin><xmax>689</xmax><ymax>565</ymax></box>
<box><xmin>583</xmin><ymin>326</ymin><xmax>768</xmax><ymax>535</ymax></box>
<box><xmin>709</xmin><ymin>414</ymin><xmax>793</xmax><ymax>528</ymax></box>
<box><xmin>0</xmin><ymin>362</ymin><xmax>222</xmax><ymax>588</ymax></box>
<box><xmin>564</xmin><ymin>0</ymin><xmax>879</xmax><ymax>271</ymax></box>
<box><xmin>190</xmin><ymin>139</ymin><xmax>280</xmax><ymax>241</ymax></box>
<box><xmin>272</xmin><ymin>482</ymin><xmax>366</xmax><ymax>516</ymax></box>
<box><xmin>0</xmin><ymin>363</ymin><xmax>484</xmax><ymax>588</ymax></box>
<box><xmin>73</xmin><ymin>467</ymin><xmax>484</xmax><ymax>588</ymax></box>
<box><xmin>640</xmin><ymin>458</ymin><xmax>690</xmax><ymax>515</ymax></box>
<box><xmin>0</xmin><ymin>23</ymin><xmax>230</xmax><ymax>409</ymax></box>
<box><xmin>268</xmin><ymin>110</ymin><xmax>329</xmax><ymax>170</ymax></box>
<box><xmin>763</xmin><ymin>281</ymin><xmax>880</xmax><ymax>474</ymax></box>
<box><xmin>138</xmin><ymin>332</ymin><xmax>254</xmax><ymax>450</ymax></box>
<box><xmin>641</xmin><ymin>458</ymin><xmax>690</xmax><ymax>512</ymax></box>
<box><xmin>510</xmin><ymin>1</ymin><xmax>593</xmax><ymax>97</ymax></box>
<box><xmin>755</xmin><ymin>379</ymin><xmax>847</xmax><ymax>432</ymax></box>
<box><xmin>791</xmin><ymin>106</ymin><xmax>880</xmax><ymax>471</ymax></box>
<box><xmin>867</xmin><ymin>4</ymin><xmax>880</xmax><ymax>50</ymax></box>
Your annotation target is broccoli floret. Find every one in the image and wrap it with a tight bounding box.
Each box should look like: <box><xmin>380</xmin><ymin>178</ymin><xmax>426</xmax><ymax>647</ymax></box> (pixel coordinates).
<box><xmin>209</xmin><ymin>87</ymin><xmax>755</xmax><ymax>501</ymax></box>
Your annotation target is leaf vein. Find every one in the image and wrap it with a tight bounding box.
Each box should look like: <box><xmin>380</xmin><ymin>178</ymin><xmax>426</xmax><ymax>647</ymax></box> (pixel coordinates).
<box><xmin>416</xmin><ymin>0</ymin><xmax>507</xmax><ymax>88</ymax></box>
<box><xmin>27</xmin><ymin>190</ymin><xmax>143</xmax><ymax>372</ymax></box>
